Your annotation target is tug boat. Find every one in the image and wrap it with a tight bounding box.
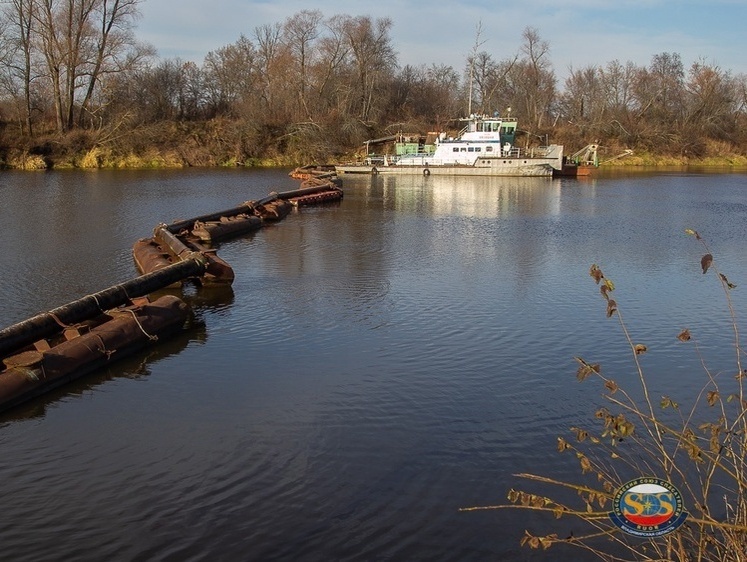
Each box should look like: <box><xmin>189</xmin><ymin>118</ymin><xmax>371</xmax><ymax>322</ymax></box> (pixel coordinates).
<box><xmin>335</xmin><ymin>113</ymin><xmax>563</xmax><ymax>177</ymax></box>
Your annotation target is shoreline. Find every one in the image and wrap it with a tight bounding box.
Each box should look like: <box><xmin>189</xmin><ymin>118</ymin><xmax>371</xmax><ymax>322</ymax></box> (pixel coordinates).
<box><xmin>3</xmin><ymin>154</ymin><xmax>747</xmax><ymax>172</ymax></box>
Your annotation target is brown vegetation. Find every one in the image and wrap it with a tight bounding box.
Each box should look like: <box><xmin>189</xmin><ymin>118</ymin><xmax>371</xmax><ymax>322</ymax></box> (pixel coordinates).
<box><xmin>1</xmin><ymin>6</ymin><xmax>746</xmax><ymax>169</ymax></box>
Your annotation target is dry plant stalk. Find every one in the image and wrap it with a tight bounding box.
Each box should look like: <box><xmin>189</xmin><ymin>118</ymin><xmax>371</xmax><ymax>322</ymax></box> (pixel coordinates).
<box><xmin>462</xmin><ymin>230</ymin><xmax>747</xmax><ymax>561</ymax></box>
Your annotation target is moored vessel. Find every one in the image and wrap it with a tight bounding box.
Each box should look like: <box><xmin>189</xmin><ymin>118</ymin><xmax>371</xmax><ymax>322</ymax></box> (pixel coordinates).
<box><xmin>336</xmin><ymin>113</ymin><xmax>563</xmax><ymax>177</ymax></box>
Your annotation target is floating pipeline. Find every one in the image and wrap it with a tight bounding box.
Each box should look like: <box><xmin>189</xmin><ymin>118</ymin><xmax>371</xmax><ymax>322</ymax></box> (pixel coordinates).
<box><xmin>133</xmin><ymin>227</ymin><xmax>234</xmax><ymax>284</ymax></box>
<box><xmin>254</xmin><ymin>198</ymin><xmax>293</xmax><ymax>222</ymax></box>
<box><xmin>0</xmin><ymin>170</ymin><xmax>343</xmax><ymax>413</ymax></box>
<box><xmin>279</xmin><ymin>182</ymin><xmax>344</xmax><ymax>207</ymax></box>
<box><xmin>289</xmin><ymin>164</ymin><xmax>340</xmax><ymax>185</ymax></box>
<box><xmin>134</xmin><ymin>180</ymin><xmax>342</xmax><ymax>252</ymax></box>
<box><xmin>0</xmin><ymin>295</ymin><xmax>189</xmax><ymax>413</ymax></box>
<box><xmin>287</xmin><ymin>188</ymin><xmax>344</xmax><ymax>207</ymax></box>
<box><xmin>192</xmin><ymin>214</ymin><xmax>263</xmax><ymax>243</ymax></box>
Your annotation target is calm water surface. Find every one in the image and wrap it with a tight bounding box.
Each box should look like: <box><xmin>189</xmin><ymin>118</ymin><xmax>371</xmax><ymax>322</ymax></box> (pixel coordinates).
<box><xmin>1</xmin><ymin>168</ymin><xmax>747</xmax><ymax>561</ymax></box>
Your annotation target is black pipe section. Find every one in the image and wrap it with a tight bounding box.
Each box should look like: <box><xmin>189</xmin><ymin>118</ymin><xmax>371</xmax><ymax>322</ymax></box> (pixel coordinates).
<box><xmin>165</xmin><ymin>193</ymin><xmax>279</xmax><ymax>234</ymax></box>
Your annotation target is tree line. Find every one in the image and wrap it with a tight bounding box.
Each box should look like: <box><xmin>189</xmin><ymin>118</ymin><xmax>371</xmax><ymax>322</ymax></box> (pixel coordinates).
<box><xmin>1</xmin><ymin>4</ymin><xmax>746</xmax><ymax>167</ymax></box>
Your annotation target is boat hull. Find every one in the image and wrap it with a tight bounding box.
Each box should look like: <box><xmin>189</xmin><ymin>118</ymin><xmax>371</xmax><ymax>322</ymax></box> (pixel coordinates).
<box><xmin>336</xmin><ymin>160</ymin><xmax>555</xmax><ymax>177</ymax></box>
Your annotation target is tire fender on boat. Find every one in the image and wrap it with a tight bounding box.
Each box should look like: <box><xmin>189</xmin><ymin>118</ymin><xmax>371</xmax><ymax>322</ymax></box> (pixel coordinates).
<box><xmin>371</xmin><ymin>167</ymin><xmax>378</xmax><ymax>175</ymax></box>
<box><xmin>423</xmin><ymin>168</ymin><xmax>430</xmax><ymax>176</ymax></box>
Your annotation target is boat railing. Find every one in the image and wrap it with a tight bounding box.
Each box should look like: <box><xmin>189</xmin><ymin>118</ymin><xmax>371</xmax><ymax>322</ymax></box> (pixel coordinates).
<box><xmin>364</xmin><ymin>156</ymin><xmax>387</xmax><ymax>166</ymax></box>
<box><xmin>366</xmin><ymin>153</ymin><xmax>441</xmax><ymax>167</ymax></box>
<box><xmin>395</xmin><ymin>154</ymin><xmax>444</xmax><ymax>166</ymax></box>
<box><xmin>510</xmin><ymin>146</ymin><xmax>556</xmax><ymax>158</ymax></box>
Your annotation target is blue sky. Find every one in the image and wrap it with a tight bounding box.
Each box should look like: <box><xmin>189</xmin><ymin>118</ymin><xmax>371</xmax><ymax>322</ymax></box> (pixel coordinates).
<box><xmin>139</xmin><ymin>0</ymin><xmax>747</xmax><ymax>80</ymax></box>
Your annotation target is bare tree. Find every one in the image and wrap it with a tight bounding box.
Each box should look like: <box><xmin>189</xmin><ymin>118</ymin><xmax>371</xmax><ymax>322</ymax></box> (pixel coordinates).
<box><xmin>515</xmin><ymin>26</ymin><xmax>556</xmax><ymax>131</ymax></box>
<box><xmin>633</xmin><ymin>52</ymin><xmax>684</xmax><ymax>122</ymax></box>
<box><xmin>253</xmin><ymin>22</ymin><xmax>290</xmax><ymax>123</ymax></box>
<box><xmin>282</xmin><ymin>9</ymin><xmax>322</xmax><ymax>120</ymax></box>
<box><xmin>469</xmin><ymin>51</ymin><xmax>517</xmax><ymax>116</ymax></box>
<box><xmin>126</xmin><ymin>58</ymin><xmax>188</xmax><ymax>122</ymax></box>
<box><xmin>339</xmin><ymin>15</ymin><xmax>396</xmax><ymax>122</ymax></box>
<box><xmin>203</xmin><ymin>35</ymin><xmax>257</xmax><ymax>116</ymax></box>
<box><xmin>0</xmin><ymin>0</ymin><xmax>38</xmax><ymax>135</ymax></box>
<box><xmin>685</xmin><ymin>60</ymin><xmax>740</xmax><ymax>143</ymax></box>
<box><xmin>311</xmin><ymin>14</ymin><xmax>350</xmax><ymax>115</ymax></box>
<box><xmin>560</xmin><ymin>65</ymin><xmax>608</xmax><ymax>135</ymax></box>
<box><xmin>78</xmin><ymin>0</ymin><xmax>149</xmax><ymax>128</ymax></box>
<box><xmin>34</xmin><ymin>0</ymin><xmax>145</xmax><ymax>133</ymax></box>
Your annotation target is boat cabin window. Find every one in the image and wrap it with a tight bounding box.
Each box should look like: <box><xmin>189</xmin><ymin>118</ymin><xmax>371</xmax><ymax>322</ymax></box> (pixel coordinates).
<box><xmin>475</xmin><ymin>147</ymin><xmax>481</xmax><ymax>152</ymax></box>
<box><xmin>486</xmin><ymin>146</ymin><xmax>493</xmax><ymax>152</ymax></box>
<box><xmin>452</xmin><ymin>147</ymin><xmax>459</xmax><ymax>153</ymax></box>
<box><xmin>460</xmin><ymin>147</ymin><xmax>467</xmax><ymax>152</ymax></box>
<box><xmin>471</xmin><ymin>119</ymin><xmax>503</xmax><ymax>133</ymax></box>
<box><xmin>468</xmin><ymin>147</ymin><xmax>474</xmax><ymax>152</ymax></box>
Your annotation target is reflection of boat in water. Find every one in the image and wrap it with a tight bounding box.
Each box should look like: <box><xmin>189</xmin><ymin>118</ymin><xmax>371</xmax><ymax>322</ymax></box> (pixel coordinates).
<box><xmin>336</xmin><ymin>113</ymin><xmax>564</xmax><ymax>177</ymax></box>
<box><xmin>347</xmin><ymin>174</ymin><xmax>563</xmax><ymax>219</ymax></box>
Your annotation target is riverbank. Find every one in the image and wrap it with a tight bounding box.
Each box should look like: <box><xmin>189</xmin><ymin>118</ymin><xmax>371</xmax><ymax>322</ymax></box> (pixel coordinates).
<box><xmin>612</xmin><ymin>152</ymin><xmax>747</xmax><ymax>168</ymax></box>
<box><xmin>5</xmin><ymin>148</ymin><xmax>747</xmax><ymax>172</ymax></box>
<box><xmin>2</xmin><ymin>123</ymin><xmax>746</xmax><ymax>171</ymax></box>
<box><xmin>0</xmin><ymin>120</ymin><xmax>303</xmax><ymax>170</ymax></box>
<box><xmin>2</xmin><ymin>147</ymin><xmax>290</xmax><ymax>171</ymax></box>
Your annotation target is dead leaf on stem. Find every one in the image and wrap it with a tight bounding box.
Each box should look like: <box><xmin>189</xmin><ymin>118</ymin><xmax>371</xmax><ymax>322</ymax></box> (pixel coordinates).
<box><xmin>606</xmin><ymin>299</ymin><xmax>618</xmax><ymax>318</ymax></box>
<box><xmin>589</xmin><ymin>264</ymin><xmax>604</xmax><ymax>284</ymax></box>
<box><xmin>719</xmin><ymin>273</ymin><xmax>737</xmax><ymax>289</ymax></box>
<box><xmin>701</xmin><ymin>253</ymin><xmax>713</xmax><ymax>274</ymax></box>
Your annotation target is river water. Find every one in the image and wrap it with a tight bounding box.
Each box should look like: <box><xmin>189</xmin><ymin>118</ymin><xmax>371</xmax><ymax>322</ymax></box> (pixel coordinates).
<box><xmin>1</xmin><ymin>168</ymin><xmax>747</xmax><ymax>561</ymax></box>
